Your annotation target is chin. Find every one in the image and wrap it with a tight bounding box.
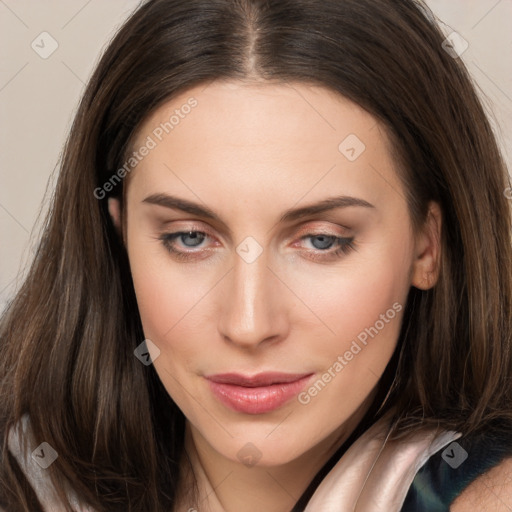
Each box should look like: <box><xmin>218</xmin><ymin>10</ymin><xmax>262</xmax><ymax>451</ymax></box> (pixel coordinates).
<box><xmin>208</xmin><ymin>427</ymin><xmax>318</xmax><ymax>468</ymax></box>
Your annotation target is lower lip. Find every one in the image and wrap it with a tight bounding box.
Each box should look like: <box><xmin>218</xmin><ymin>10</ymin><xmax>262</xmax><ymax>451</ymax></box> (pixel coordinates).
<box><xmin>207</xmin><ymin>375</ymin><xmax>313</xmax><ymax>414</ymax></box>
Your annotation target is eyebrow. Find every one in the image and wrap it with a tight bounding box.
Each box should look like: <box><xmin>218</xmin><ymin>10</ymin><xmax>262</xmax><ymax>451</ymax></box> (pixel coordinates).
<box><xmin>142</xmin><ymin>193</ymin><xmax>374</xmax><ymax>224</ymax></box>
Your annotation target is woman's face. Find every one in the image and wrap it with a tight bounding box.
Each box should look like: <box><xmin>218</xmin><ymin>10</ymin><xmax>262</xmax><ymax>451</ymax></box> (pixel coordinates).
<box><xmin>115</xmin><ymin>80</ymin><xmax>438</xmax><ymax>467</ymax></box>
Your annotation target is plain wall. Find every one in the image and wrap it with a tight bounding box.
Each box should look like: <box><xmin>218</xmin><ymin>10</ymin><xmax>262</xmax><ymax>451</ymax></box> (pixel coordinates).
<box><xmin>1</xmin><ymin>0</ymin><xmax>511</xmax><ymax>311</ymax></box>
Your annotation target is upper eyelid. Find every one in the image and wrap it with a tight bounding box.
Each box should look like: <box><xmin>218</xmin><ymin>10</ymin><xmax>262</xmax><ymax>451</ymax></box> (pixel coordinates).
<box><xmin>294</xmin><ymin>223</ymin><xmax>352</xmax><ymax>237</ymax></box>
<box><xmin>159</xmin><ymin>218</ymin><xmax>351</xmax><ymax>238</ymax></box>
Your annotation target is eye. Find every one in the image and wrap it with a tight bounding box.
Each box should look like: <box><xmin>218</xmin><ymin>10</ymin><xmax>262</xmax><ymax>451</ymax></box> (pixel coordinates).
<box><xmin>170</xmin><ymin>231</ymin><xmax>207</xmax><ymax>248</ymax></box>
<box><xmin>158</xmin><ymin>229</ymin><xmax>355</xmax><ymax>263</ymax></box>
<box><xmin>297</xmin><ymin>233</ymin><xmax>355</xmax><ymax>261</ymax></box>
<box><xmin>159</xmin><ymin>230</ymin><xmax>214</xmax><ymax>261</ymax></box>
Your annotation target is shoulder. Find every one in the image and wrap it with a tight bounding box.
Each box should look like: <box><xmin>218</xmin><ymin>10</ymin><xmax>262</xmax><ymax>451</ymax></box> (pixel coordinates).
<box><xmin>450</xmin><ymin>456</ymin><xmax>512</xmax><ymax>511</ymax></box>
<box><xmin>402</xmin><ymin>422</ymin><xmax>512</xmax><ymax>512</ymax></box>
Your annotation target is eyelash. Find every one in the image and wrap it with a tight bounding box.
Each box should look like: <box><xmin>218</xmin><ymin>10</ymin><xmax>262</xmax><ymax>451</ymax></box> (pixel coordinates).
<box><xmin>158</xmin><ymin>230</ymin><xmax>355</xmax><ymax>262</ymax></box>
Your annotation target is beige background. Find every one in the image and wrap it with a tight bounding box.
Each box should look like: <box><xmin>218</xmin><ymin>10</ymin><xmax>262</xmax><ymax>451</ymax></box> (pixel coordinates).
<box><xmin>1</xmin><ymin>0</ymin><xmax>511</xmax><ymax>312</ymax></box>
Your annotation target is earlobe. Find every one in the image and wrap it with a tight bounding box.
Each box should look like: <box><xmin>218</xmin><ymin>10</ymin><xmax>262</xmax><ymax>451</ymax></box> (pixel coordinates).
<box><xmin>108</xmin><ymin>197</ymin><xmax>123</xmax><ymax>236</ymax></box>
<box><xmin>411</xmin><ymin>201</ymin><xmax>442</xmax><ymax>290</ymax></box>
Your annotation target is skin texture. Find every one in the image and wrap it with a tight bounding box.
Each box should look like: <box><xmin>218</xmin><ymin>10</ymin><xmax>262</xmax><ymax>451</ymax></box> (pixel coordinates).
<box><xmin>109</xmin><ymin>80</ymin><xmax>441</xmax><ymax>512</ymax></box>
<box><xmin>450</xmin><ymin>457</ymin><xmax>512</xmax><ymax>511</ymax></box>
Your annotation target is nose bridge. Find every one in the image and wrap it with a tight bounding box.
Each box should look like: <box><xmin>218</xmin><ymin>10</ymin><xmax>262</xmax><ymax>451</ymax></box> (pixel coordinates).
<box><xmin>218</xmin><ymin>243</ymin><xmax>284</xmax><ymax>347</ymax></box>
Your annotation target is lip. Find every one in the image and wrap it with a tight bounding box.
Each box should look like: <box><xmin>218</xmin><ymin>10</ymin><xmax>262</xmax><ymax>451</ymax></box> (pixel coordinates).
<box><xmin>205</xmin><ymin>372</ymin><xmax>314</xmax><ymax>414</ymax></box>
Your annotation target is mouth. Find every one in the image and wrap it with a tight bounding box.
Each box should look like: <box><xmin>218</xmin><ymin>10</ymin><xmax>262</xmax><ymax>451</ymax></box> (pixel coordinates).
<box><xmin>205</xmin><ymin>372</ymin><xmax>314</xmax><ymax>414</ymax></box>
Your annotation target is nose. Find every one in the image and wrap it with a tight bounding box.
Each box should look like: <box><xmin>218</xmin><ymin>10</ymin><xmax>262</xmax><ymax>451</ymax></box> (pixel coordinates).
<box><xmin>217</xmin><ymin>248</ymin><xmax>289</xmax><ymax>350</ymax></box>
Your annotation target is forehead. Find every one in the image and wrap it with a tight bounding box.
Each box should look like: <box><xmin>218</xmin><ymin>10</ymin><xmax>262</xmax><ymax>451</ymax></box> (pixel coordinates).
<box><xmin>125</xmin><ymin>80</ymin><xmax>404</xmax><ymax>207</ymax></box>
<box><xmin>130</xmin><ymin>80</ymin><xmax>383</xmax><ymax>154</ymax></box>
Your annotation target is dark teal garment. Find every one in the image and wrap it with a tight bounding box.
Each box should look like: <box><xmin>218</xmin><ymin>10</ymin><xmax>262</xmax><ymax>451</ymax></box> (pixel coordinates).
<box><xmin>401</xmin><ymin>425</ymin><xmax>512</xmax><ymax>511</ymax></box>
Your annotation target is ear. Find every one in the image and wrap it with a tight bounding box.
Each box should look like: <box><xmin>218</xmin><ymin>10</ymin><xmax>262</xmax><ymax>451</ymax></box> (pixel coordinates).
<box><xmin>108</xmin><ymin>197</ymin><xmax>123</xmax><ymax>238</ymax></box>
<box><xmin>411</xmin><ymin>201</ymin><xmax>442</xmax><ymax>290</ymax></box>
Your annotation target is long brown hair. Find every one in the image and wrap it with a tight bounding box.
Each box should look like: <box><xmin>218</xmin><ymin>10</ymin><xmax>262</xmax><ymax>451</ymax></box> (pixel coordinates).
<box><xmin>1</xmin><ymin>0</ymin><xmax>511</xmax><ymax>510</ymax></box>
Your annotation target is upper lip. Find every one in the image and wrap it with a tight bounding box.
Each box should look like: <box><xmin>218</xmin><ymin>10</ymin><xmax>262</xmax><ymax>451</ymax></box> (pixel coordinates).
<box><xmin>205</xmin><ymin>372</ymin><xmax>313</xmax><ymax>387</ymax></box>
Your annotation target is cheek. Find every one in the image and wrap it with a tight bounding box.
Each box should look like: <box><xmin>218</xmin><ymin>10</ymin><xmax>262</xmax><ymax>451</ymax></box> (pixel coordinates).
<box><xmin>288</xmin><ymin>250</ymin><xmax>409</xmax><ymax>433</ymax></box>
<box><xmin>289</xmin><ymin>237</ymin><xmax>411</xmax><ymax>344</ymax></box>
<box><xmin>126</xmin><ymin>242</ymin><xmax>213</xmax><ymax>420</ymax></box>
<box><xmin>125</xmin><ymin>225</ymin><xmax>211</xmax><ymax>355</ymax></box>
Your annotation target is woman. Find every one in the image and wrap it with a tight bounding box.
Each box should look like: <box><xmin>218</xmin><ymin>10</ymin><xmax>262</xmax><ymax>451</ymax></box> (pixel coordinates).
<box><xmin>1</xmin><ymin>0</ymin><xmax>511</xmax><ymax>510</ymax></box>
